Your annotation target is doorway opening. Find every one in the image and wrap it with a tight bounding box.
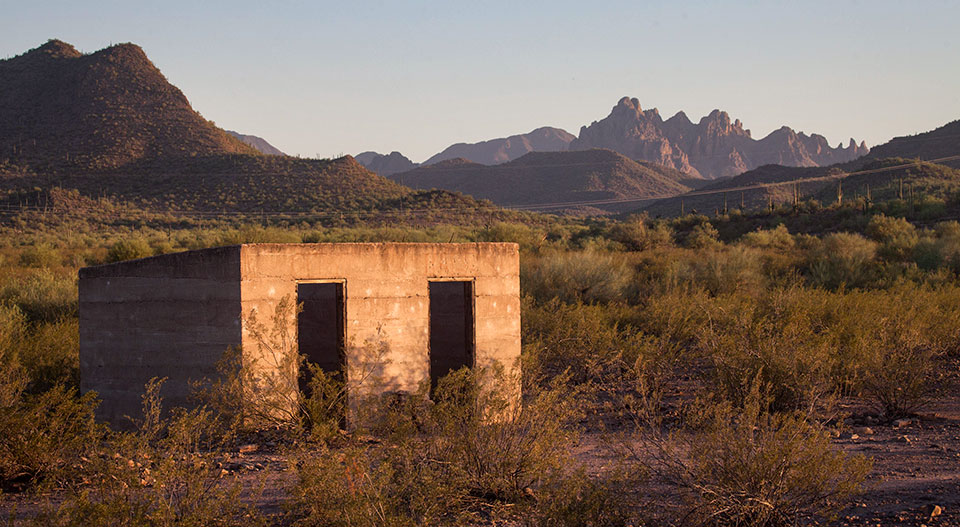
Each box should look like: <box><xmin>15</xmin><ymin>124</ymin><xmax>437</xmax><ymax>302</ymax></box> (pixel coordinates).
<box><xmin>429</xmin><ymin>280</ymin><xmax>475</xmax><ymax>390</ymax></box>
<box><xmin>297</xmin><ymin>281</ymin><xmax>345</xmax><ymax>394</ymax></box>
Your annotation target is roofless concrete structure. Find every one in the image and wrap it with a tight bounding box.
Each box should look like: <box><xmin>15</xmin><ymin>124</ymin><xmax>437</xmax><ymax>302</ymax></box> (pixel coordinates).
<box><xmin>79</xmin><ymin>243</ymin><xmax>521</xmax><ymax>425</ymax></box>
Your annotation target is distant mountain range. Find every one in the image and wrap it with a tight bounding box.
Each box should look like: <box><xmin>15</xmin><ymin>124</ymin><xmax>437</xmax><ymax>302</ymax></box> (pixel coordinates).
<box><xmin>359</xmin><ymin>97</ymin><xmax>868</xmax><ymax>183</ymax></box>
<box><xmin>422</xmin><ymin>127</ymin><xmax>576</xmax><ymax>166</ymax></box>
<box><xmin>388</xmin><ymin>149</ymin><xmax>694</xmax><ymax>213</ymax></box>
<box><xmin>354</xmin><ymin>151</ymin><xmax>418</xmax><ymax>177</ymax></box>
<box><xmin>640</xmin><ymin>118</ymin><xmax>960</xmax><ymax>217</ymax></box>
<box><xmin>2</xmin><ymin>39</ymin><xmax>954</xmax><ymax>221</ymax></box>
<box><xmin>225</xmin><ymin>131</ymin><xmax>284</xmax><ymax>155</ymax></box>
<box><xmin>356</xmin><ymin>127</ymin><xmax>576</xmax><ymax>176</ymax></box>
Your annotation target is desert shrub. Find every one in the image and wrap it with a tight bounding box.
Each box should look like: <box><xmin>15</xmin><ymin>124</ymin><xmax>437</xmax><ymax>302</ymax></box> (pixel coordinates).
<box><xmin>521</xmin><ymin>297</ymin><xmax>676</xmax><ymax>419</ymax></box>
<box><xmin>695</xmin><ymin>289</ymin><xmax>838</xmax><ymax>414</ymax></box>
<box><xmin>517</xmin><ymin>469</ymin><xmax>633</xmax><ymax>527</ymax></box>
<box><xmin>106</xmin><ymin>238</ymin><xmax>152</xmax><ymax>262</ymax></box>
<box><xmin>683</xmin><ymin>221</ymin><xmax>721</xmax><ymax>249</ymax></box>
<box><xmin>292</xmin><ymin>368</ymin><xmax>584</xmax><ymax>526</ymax></box>
<box><xmin>806</xmin><ymin>232</ymin><xmax>878</xmax><ymax>289</ymax></box>
<box><xmin>36</xmin><ymin>378</ymin><xmax>265</xmax><ymax>526</ymax></box>
<box><xmin>670</xmin><ymin>246</ymin><xmax>767</xmax><ymax>296</ymax></box>
<box><xmin>625</xmin><ymin>382</ymin><xmax>871</xmax><ymax>526</ymax></box>
<box><xmin>475</xmin><ymin>222</ymin><xmax>546</xmax><ymax>253</ymax></box>
<box><xmin>194</xmin><ymin>296</ymin><xmax>364</xmax><ymax>441</ymax></box>
<box><xmin>18</xmin><ymin>244</ymin><xmax>62</xmax><ymax>268</ymax></box>
<box><xmin>522</xmin><ymin>249</ymin><xmax>633</xmax><ymax>303</ymax></box>
<box><xmin>16</xmin><ymin>318</ymin><xmax>79</xmax><ymax>392</ymax></box>
<box><xmin>607</xmin><ymin>216</ymin><xmax>674</xmax><ymax>251</ymax></box>
<box><xmin>218</xmin><ymin>226</ymin><xmax>302</xmax><ymax>245</ymax></box>
<box><xmin>0</xmin><ymin>270</ymin><xmax>78</xmax><ymax>323</ymax></box>
<box><xmin>430</xmin><ymin>368</ymin><xmax>579</xmax><ymax>501</ymax></box>
<box><xmin>740</xmin><ymin>224</ymin><xmax>795</xmax><ymax>250</ymax></box>
<box><xmin>865</xmin><ymin>214</ymin><xmax>918</xmax><ymax>261</ymax></box>
<box><xmin>860</xmin><ymin>342</ymin><xmax>940</xmax><ymax>419</ymax></box>
<box><xmin>0</xmin><ymin>384</ymin><xmax>101</xmax><ymax>491</ymax></box>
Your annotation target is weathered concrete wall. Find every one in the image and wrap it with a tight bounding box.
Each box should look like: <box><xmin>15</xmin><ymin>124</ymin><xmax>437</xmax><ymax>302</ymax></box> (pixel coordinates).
<box><xmin>80</xmin><ymin>242</ymin><xmax>521</xmax><ymax>427</ymax></box>
<box><xmin>79</xmin><ymin>246</ymin><xmax>242</xmax><ymax>425</ymax></box>
<box><xmin>238</xmin><ymin>243</ymin><xmax>521</xmax><ymax>413</ymax></box>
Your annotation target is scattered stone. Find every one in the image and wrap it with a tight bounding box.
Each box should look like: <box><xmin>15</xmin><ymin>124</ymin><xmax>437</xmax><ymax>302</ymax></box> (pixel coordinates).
<box><xmin>855</xmin><ymin>427</ymin><xmax>875</xmax><ymax>436</ymax></box>
<box><xmin>894</xmin><ymin>418</ymin><xmax>913</xmax><ymax>429</ymax></box>
<box><xmin>923</xmin><ymin>504</ymin><xmax>943</xmax><ymax>518</ymax></box>
<box><xmin>238</xmin><ymin>444</ymin><xmax>258</xmax><ymax>454</ymax></box>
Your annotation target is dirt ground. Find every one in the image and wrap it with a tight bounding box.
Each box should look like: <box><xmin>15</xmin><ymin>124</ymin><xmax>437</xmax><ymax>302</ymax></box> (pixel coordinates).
<box><xmin>3</xmin><ymin>392</ymin><xmax>959</xmax><ymax>526</ymax></box>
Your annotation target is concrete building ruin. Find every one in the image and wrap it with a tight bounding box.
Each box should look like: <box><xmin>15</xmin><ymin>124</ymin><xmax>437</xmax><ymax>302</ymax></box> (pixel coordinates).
<box><xmin>79</xmin><ymin>243</ymin><xmax>521</xmax><ymax>425</ymax></box>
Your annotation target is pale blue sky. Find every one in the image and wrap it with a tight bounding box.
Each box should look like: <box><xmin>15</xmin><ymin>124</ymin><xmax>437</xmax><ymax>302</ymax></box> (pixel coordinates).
<box><xmin>3</xmin><ymin>1</ymin><xmax>959</xmax><ymax>162</ymax></box>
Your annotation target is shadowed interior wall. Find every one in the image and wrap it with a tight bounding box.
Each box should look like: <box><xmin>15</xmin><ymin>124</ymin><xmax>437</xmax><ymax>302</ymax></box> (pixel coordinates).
<box><xmin>429</xmin><ymin>281</ymin><xmax>474</xmax><ymax>388</ymax></box>
<box><xmin>79</xmin><ymin>246</ymin><xmax>242</xmax><ymax>426</ymax></box>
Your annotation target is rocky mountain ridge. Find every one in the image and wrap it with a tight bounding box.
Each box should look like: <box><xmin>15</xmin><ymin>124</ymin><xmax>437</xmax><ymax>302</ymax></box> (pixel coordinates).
<box><xmin>570</xmin><ymin>97</ymin><xmax>868</xmax><ymax>179</ymax></box>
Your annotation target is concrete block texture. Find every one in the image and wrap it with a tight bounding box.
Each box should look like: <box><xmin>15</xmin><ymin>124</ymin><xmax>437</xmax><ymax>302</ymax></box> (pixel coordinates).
<box><xmin>81</xmin><ymin>243</ymin><xmax>521</xmax><ymax>427</ymax></box>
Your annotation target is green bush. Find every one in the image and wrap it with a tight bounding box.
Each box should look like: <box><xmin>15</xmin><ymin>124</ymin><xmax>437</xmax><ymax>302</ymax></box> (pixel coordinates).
<box><xmin>18</xmin><ymin>244</ymin><xmax>62</xmax><ymax>268</ymax></box>
<box><xmin>806</xmin><ymin>233</ymin><xmax>878</xmax><ymax>289</ymax></box>
<box><xmin>0</xmin><ymin>270</ymin><xmax>78</xmax><ymax>323</ymax></box>
<box><xmin>865</xmin><ymin>214</ymin><xmax>918</xmax><ymax>261</ymax></box>
<box><xmin>106</xmin><ymin>238</ymin><xmax>153</xmax><ymax>262</ymax></box>
<box><xmin>740</xmin><ymin>224</ymin><xmax>795</xmax><ymax>250</ymax></box>
<box><xmin>683</xmin><ymin>221</ymin><xmax>721</xmax><ymax>249</ymax></box>
<box><xmin>522</xmin><ymin>249</ymin><xmax>633</xmax><ymax>303</ymax></box>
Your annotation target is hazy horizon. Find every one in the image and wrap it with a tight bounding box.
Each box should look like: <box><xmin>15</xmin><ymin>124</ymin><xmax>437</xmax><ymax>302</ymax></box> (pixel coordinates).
<box><xmin>5</xmin><ymin>1</ymin><xmax>959</xmax><ymax>163</ymax></box>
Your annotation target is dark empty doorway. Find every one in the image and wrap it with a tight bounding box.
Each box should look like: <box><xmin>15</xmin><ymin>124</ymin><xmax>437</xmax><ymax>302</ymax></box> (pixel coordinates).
<box><xmin>429</xmin><ymin>280</ymin><xmax>475</xmax><ymax>389</ymax></box>
<box><xmin>297</xmin><ymin>282</ymin><xmax>345</xmax><ymax>389</ymax></box>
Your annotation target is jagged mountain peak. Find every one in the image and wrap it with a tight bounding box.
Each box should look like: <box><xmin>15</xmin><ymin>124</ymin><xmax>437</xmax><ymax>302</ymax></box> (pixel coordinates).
<box><xmin>571</xmin><ymin>97</ymin><xmax>867</xmax><ymax>179</ymax></box>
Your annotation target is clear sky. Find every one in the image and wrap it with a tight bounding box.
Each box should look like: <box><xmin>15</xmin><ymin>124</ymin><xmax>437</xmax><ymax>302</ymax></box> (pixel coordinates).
<box><xmin>3</xmin><ymin>1</ymin><xmax>959</xmax><ymax>163</ymax></box>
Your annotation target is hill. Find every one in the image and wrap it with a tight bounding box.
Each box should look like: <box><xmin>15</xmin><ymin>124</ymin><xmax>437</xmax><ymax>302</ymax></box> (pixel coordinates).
<box><xmin>422</xmin><ymin>126</ymin><xmax>575</xmax><ymax>166</ymax></box>
<box><xmin>389</xmin><ymin>149</ymin><xmax>693</xmax><ymax>213</ymax></box>
<box><xmin>571</xmin><ymin>97</ymin><xmax>868</xmax><ymax>179</ymax></box>
<box><xmin>864</xmin><ymin>120</ymin><xmax>960</xmax><ymax>168</ymax></box>
<box><xmin>225</xmin><ymin>131</ymin><xmax>285</xmax><ymax>155</ymax></box>
<box><xmin>0</xmin><ymin>39</ymin><xmax>257</xmax><ymax>172</ymax></box>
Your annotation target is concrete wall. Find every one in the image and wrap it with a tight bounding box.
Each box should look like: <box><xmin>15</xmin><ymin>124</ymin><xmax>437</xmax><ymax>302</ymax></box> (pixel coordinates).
<box><xmin>80</xmin><ymin>242</ymin><xmax>521</xmax><ymax>427</ymax></box>
<box><xmin>238</xmin><ymin>243</ymin><xmax>521</xmax><ymax>413</ymax></box>
<box><xmin>79</xmin><ymin>246</ymin><xmax>242</xmax><ymax>425</ymax></box>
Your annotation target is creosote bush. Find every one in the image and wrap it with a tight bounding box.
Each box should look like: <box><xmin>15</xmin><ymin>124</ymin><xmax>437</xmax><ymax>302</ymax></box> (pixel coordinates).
<box><xmin>620</xmin><ymin>381</ymin><xmax>871</xmax><ymax>526</ymax></box>
<box><xmin>291</xmin><ymin>367</ymin><xmax>595</xmax><ymax>526</ymax></box>
<box><xmin>35</xmin><ymin>378</ymin><xmax>266</xmax><ymax>526</ymax></box>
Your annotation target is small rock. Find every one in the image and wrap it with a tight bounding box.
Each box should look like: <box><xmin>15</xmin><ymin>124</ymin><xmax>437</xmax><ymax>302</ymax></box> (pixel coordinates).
<box><xmin>893</xmin><ymin>418</ymin><xmax>913</xmax><ymax>429</ymax></box>
<box><xmin>219</xmin><ymin>469</ymin><xmax>230</xmax><ymax>478</ymax></box>
<box><xmin>923</xmin><ymin>504</ymin><xmax>943</xmax><ymax>518</ymax></box>
<box><xmin>856</xmin><ymin>427</ymin><xmax>875</xmax><ymax>436</ymax></box>
<box><xmin>238</xmin><ymin>444</ymin><xmax>258</xmax><ymax>454</ymax></box>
